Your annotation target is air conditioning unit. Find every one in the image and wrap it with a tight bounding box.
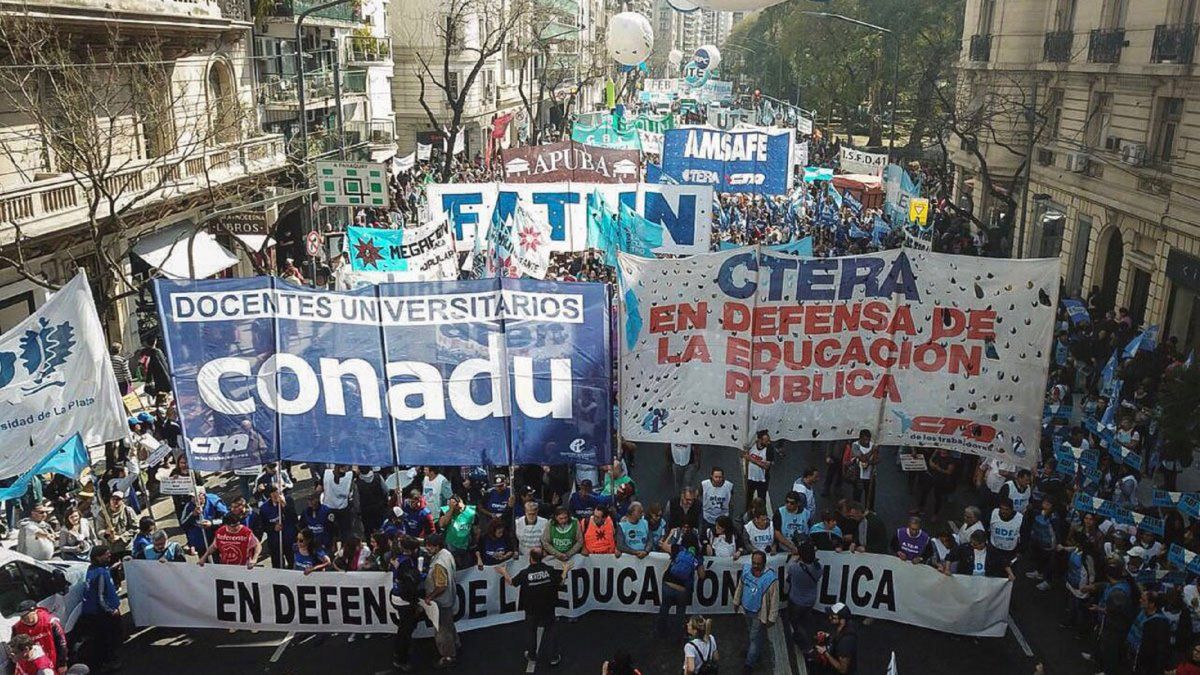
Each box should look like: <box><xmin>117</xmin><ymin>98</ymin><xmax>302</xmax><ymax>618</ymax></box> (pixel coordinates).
<box><xmin>1064</xmin><ymin>151</ymin><xmax>1089</xmax><ymax>172</ymax></box>
<box><xmin>1121</xmin><ymin>141</ymin><xmax>1147</xmax><ymax>166</ymax></box>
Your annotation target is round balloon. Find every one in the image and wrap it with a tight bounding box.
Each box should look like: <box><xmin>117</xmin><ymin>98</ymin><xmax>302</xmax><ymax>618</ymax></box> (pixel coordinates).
<box><xmin>667</xmin><ymin>49</ymin><xmax>684</xmax><ymax>67</ymax></box>
<box><xmin>606</xmin><ymin>12</ymin><xmax>654</xmax><ymax>66</ymax></box>
<box><xmin>694</xmin><ymin>45</ymin><xmax>721</xmax><ymax>73</ymax></box>
<box><xmin>665</xmin><ymin>0</ymin><xmax>701</xmax><ymax>11</ymax></box>
<box><xmin>687</xmin><ymin>0</ymin><xmax>787</xmax><ymax>10</ymax></box>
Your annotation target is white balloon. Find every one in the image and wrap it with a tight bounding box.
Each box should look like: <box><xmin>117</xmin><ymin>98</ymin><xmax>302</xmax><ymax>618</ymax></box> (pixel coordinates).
<box><xmin>694</xmin><ymin>45</ymin><xmax>721</xmax><ymax>72</ymax></box>
<box><xmin>688</xmin><ymin>0</ymin><xmax>788</xmax><ymax>10</ymax></box>
<box><xmin>668</xmin><ymin>49</ymin><xmax>684</xmax><ymax>67</ymax></box>
<box><xmin>665</xmin><ymin>0</ymin><xmax>700</xmax><ymax>11</ymax></box>
<box><xmin>606</xmin><ymin>12</ymin><xmax>654</xmax><ymax>66</ymax></box>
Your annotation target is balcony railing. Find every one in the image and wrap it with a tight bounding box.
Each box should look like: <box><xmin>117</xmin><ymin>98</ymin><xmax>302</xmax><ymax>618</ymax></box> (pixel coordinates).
<box><xmin>261</xmin><ymin>0</ymin><xmax>359</xmax><ymax>22</ymax></box>
<box><xmin>0</xmin><ymin>135</ymin><xmax>287</xmax><ymax>246</ymax></box>
<box><xmin>1088</xmin><ymin>28</ymin><xmax>1125</xmax><ymax>63</ymax></box>
<box><xmin>1043</xmin><ymin>31</ymin><xmax>1073</xmax><ymax>62</ymax></box>
<box><xmin>1152</xmin><ymin>23</ymin><xmax>1199</xmax><ymax>64</ymax></box>
<box><xmin>261</xmin><ymin>68</ymin><xmax>367</xmax><ymax>106</ymax></box>
<box><xmin>345</xmin><ymin>36</ymin><xmax>391</xmax><ymax>64</ymax></box>
<box><xmin>969</xmin><ymin>34</ymin><xmax>992</xmax><ymax>62</ymax></box>
<box><xmin>214</xmin><ymin>0</ymin><xmax>247</xmax><ymax>21</ymax></box>
<box><xmin>345</xmin><ymin>119</ymin><xmax>396</xmax><ymax>147</ymax></box>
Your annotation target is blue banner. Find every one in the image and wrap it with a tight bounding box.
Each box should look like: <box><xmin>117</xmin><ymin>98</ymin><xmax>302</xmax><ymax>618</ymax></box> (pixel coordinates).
<box><xmin>1061</xmin><ymin>299</ymin><xmax>1090</xmax><ymax>325</ymax></box>
<box><xmin>154</xmin><ymin>278</ymin><xmax>612</xmax><ymax>470</ymax></box>
<box><xmin>661</xmin><ymin>127</ymin><xmax>794</xmax><ymax>195</ymax></box>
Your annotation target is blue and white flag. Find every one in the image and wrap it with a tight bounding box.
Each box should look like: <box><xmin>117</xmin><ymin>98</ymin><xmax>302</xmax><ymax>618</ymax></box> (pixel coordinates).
<box><xmin>0</xmin><ymin>272</ymin><xmax>126</xmax><ymax>478</ymax></box>
<box><xmin>827</xmin><ymin>183</ymin><xmax>843</xmax><ymax>209</ymax></box>
<box><xmin>1100</xmin><ymin>350</ymin><xmax>1118</xmax><ymax>393</ymax></box>
<box><xmin>843</xmin><ymin>189</ymin><xmax>863</xmax><ymax>216</ymax></box>
<box><xmin>1061</xmin><ymin>299</ymin><xmax>1090</xmax><ymax>325</ymax></box>
<box><xmin>154</xmin><ymin>277</ymin><xmax>613</xmax><ymax>469</ymax></box>
<box><xmin>1122</xmin><ymin>326</ymin><xmax>1158</xmax><ymax>358</ymax></box>
<box><xmin>803</xmin><ymin>166</ymin><xmax>834</xmax><ymax>183</ymax></box>
<box><xmin>0</xmin><ymin>434</ymin><xmax>88</xmax><ymax>501</ymax></box>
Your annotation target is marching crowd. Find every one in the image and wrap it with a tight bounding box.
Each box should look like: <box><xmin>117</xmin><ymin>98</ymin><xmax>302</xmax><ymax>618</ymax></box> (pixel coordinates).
<box><xmin>1</xmin><ymin>124</ymin><xmax>1197</xmax><ymax>675</ymax></box>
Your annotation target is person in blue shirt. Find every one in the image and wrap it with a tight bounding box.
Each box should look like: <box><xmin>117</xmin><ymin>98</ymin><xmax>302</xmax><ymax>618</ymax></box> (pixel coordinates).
<box><xmin>391</xmin><ymin>536</ymin><xmax>427</xmax><ymax>672</ymax></box>
<box><xmin>300</xmin><ymin>492</ymin><xmax>337</xmax><ymax>551</ymax></box>
<box><xmin>130</xmin><ymin>516</ymin><xmax>155</xmax><ymax>560</ymax></box>
<box><xmin>397</xmin><ymin>489</ymin><xmax>434</xmax><ymax>540</ymax></box>
<box><xmin>135</xmin><ymin>530</ymin><xmax>186</xmax><ymax>562</ymax></box>
<box><xmin>179</xmin><ymin>486</ymin><xmax>227</xmax><ymax>555</ymax></box>
<box><xmin>79</xmin><ymin>545</ymin><xmax>122</xmax><ymax>671</ymax></box>
<box><xmin>476</xmin><ymin>518</ymin><xmax>516</xmax><ymax>567</ymax></box>
<box><xmin>808</xmin><ymin>511</ymin><xmax>844</xmax><ymax>552</ymax></box>
<box><xmin>292</xmin><ymin>528</ymin><xmax>331</xmax><ymax>574</ymax></box>
<box><xmin>479</xmin><ymin>475</ymin><xmax>513</xmax><ymax>524</ymax></box>
<box><xmin>257</xmin><ymin>485</ymin><xmax>298</xmax><ymax>569</ymax></box>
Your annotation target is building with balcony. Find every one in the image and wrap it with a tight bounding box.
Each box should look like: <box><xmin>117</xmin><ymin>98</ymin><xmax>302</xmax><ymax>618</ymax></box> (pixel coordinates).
<box><xmin>251</xmin><ymin>0</ymin><xmax>396</xmax><ymax>164</ymax></box>
<box><xmin>387</xmin><ymin>0</ymin><xmax>542</xmax><ymax>156</ymax></box>
<box><xmin>951</xmin><ymin>0</ymin><xmax>1200</xmax><ymax>352</ymax></box>
<box><xmin>0</xmin><ymin>0</ymin><xmax>289</xmax><ymax>343</ymax></box>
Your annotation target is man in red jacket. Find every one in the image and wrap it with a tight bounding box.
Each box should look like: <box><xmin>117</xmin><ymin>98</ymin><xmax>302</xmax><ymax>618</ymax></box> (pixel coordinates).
<box><xmin>11</xmin><ymin>601</ymin><xmax>68</xmax><ymax>673</ymax></box>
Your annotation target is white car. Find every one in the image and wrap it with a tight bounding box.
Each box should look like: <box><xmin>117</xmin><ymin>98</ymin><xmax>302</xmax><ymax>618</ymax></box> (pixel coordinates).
<box><xmin>0</xmin><ymin>548</ymin><xmax>88</xmax><ymax>667</ymax></box>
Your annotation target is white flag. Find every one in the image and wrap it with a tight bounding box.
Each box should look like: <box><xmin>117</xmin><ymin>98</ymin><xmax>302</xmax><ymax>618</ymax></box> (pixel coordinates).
<box><xmin>416</xmin><ymin>143</ymin><xmax>432</xmax><ymax>161</ymax></box>
<box><xmin>394</xmin><ymin>152</ymin><xmax>415</xmax><ymax>174</ymax></box>
<box><xmin>511</xmin><ymin>201</ymin><xmax>552</xmax><ymax>279</ymax></box>
<box><xmin>0</xmin><ymin>271</ymin><xmax>126</xmax><ymax>477</ymax></box>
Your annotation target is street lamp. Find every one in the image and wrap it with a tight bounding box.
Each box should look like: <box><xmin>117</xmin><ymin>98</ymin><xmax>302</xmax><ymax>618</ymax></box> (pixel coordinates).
<box><xmin>801</xmin><ymin>10</ymin><xmax>900</xmax><ymax>153</ymax></box>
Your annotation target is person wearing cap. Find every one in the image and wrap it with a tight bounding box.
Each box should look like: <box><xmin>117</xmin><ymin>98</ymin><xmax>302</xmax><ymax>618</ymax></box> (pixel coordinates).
<box><xmin>257</xmin><ymin>484</ymin><xmax>298</xmax><ymax>569</ymax></box>
<box><xmin>423</xmin><ymin>533</ymin><xmax>458</xmax><ymax>668</ymax></box>
<box><xmin>135</xmin><ymin>530</ymin><xmax>186</xmax><ymax>562</ymax></box>
<box><xmin>16</xmin><ymin>503</ymin><xmax>56</xmax><ymax>561</ymax></box>
<box><xmin>813</xmin><ymin>603</ymin><xmax>857</xmax><ymax>675</ymax></box>
<box><xmin>480</xmin><ymin>474</ymin><xmax>514</xmax><ymax>524</ymax></box>
<box><xmin>733</xmin><ymin>550</ymin><xmax>779</xmax><ymax>673</ymax></box>
<box><xmin>11</xmin><ymin>600</ymin><xmax>68</xmax><ymax>673</ymax></box>
<box><xmin>94</xmin><ymin>490</ymin><xmax>138</xmax><ymax>560</ymax></box>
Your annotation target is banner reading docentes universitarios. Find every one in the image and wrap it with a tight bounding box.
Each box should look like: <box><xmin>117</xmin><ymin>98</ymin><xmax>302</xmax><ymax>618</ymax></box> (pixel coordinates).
<box><xmin>619</xmin><ymin>247</ymin><xmax>1058</xmax><ymax>469</ymax></box>
<box><xmin>661</xmin><ymin>126</ymin><xmax>794</xmax><ymax>195</ymax></box>
<box><xmin>153</xmin><ymin>277</ymin><xmax>611</xmax><ymax>471</ymax></box>
<box><xmin>126</xmin><ymin>551</ymin><xmax>1011</xmax><ymax>638</ymax></box>
<box><xmin>0</xmin><ymin>272</ymin><xmax>127</xmax><ymax>477</ymax></box>
<box><xmin>425</xmin><ymin>182</ymin><xmax>712</xmax><ymax>256</ymax></box>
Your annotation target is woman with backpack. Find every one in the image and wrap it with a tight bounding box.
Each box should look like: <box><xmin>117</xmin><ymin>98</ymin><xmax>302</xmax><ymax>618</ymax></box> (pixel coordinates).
<box><xmin>683</xmin><ymin>615</ymin><xmax>719</xmax><ymax>674</ymax></box>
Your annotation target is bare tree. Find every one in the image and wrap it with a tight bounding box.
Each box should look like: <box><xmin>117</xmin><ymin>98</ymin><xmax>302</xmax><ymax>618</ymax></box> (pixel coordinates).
<box><xmin>415</xmin><ymin>0</ymin><xmax>530</xmax><ymax>180</ymax></box>
<box><xmin>0</xmin><ymin>16</ymin><xmax>283</xmax><ymax>322</ymax></box>
<box><xmin>513</xmin><ymin>7</ymin><xmax>607</xmax><ymax>145</ymax></box>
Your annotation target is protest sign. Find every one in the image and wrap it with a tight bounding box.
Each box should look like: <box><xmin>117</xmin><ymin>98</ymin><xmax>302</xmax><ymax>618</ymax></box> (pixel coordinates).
<box><xmin>425</xmin><ymin>182</ymin><xmax>712</xmax><ymax>256</ymax></box>
<box><xmin>840</xmin><ymin>147</ymin><xmax>888</xmax><ymax>177</ymax></box>
<box><xmin>154</xmin><ymin>277</ymin><xmax>612</xmax><ymax>471</ymax></box>
<box><xmin>661</xmin><ymin>126</ymin><xmax>794</xmax><ymax>195</ymax></box>
<box><xmin>0</xmin><ymin>272</ymin><xmax>127</xmax><ymax>477</ymax></box>
<box><xmin>637</xmin><ymin>130</ymin><xmax>664</xmax><ymax>155</ymax></box>
<box><xmin>345</xmin><ymin>218</ymin><xmax>457</xmax><ymax>279</ymax></box>
<box><xmin>793</xmin><ymin>141</ymin><xmax>809</xmax><ymax>168</ymax></box>
<box><xmin>618</xmin><ymin>248</ymin><xmax>1058</xmax><ymax>469</ymax></box>
<box><xmin>571</xmin><ymin>118</ymin><xmax>641</xmax><ymax>150</ymax></box>
<box><xmin>501</xmin><ymin>141</ymin><xmax>640</xmax><ymax>184</ymax></box>
<box><xmin>158</xmin><ymin>475</ymin><xmax>196</xmax><ymax>496</ymax></box>
<box><xmin>127</xmin><ymin>550</ymin><xmax>1010</xmax><ymax>638</ymax></box>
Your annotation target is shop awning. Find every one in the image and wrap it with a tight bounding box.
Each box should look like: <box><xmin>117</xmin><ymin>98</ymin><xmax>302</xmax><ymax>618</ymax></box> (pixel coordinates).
<box><xmin>232</xmin><ymin>234</ymin><xmax>276</xmax><ymax>253</ymax></box>
<box><xmin>131</xmin><ymin>223</ymin><xmax>239</xmax><ymax>279</ymax></box>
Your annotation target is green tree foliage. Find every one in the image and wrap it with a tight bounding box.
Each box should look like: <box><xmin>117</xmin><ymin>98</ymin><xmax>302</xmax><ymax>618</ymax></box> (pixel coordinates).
<box><xmin>725</xmin><ymin>0</ymin><xmax>963</xmax><ymax>152</ymax></box>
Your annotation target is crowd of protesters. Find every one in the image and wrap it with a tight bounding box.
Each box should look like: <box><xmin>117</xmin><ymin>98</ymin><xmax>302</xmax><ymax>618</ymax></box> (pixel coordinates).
<box><xmin>2</xmin><ymin>116</ymin><xmax>1198</xmax><ymax>675</ymax></box>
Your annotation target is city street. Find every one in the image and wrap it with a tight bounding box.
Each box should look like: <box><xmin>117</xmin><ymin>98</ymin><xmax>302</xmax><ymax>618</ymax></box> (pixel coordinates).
<box><xmin>114</xmin><ymin>440</ymin><xmax>1095</xmax><ymax>675</ymax></box>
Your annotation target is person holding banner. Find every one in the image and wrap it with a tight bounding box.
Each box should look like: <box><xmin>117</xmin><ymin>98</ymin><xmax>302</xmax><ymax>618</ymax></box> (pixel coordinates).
<box><xmin>197</xmin><ymin>512</ymin><xmax>259</xmax><ymax>569</ymax></box>
<box><xmin>257</xmin><ymin>485</ymin><xmax>298</xmax><ymax>570</ymax></box>
<box><xmin>495</xmin><ymin>547</ymin><xmax>571</xmax><ymax>668</ymax></box>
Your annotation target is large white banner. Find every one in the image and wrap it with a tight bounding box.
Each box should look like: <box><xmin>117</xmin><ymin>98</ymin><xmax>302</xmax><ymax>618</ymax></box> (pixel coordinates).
<box><xmin>425</xmin><ymin>182</ymin><xmax>712</xmax><ymax>255</ymax></box>
<box><xmin>0</xmin><ymin>272</ymin><xmax>126</xmax><ymax>477</ymax></box>
<box><xmin>840</xmin><ymin>147</ymin><xmax>888</xmax><ymax>177</ymax></box>
<box><xmin>126</xmin><ymin>552</ymin><xmax>1010</xmax><ymax>637</ymax></box>
<box><xmin>619</xmin><ymin>248</ymin><xmax>1058</xmax><ymax>468</ymax></box>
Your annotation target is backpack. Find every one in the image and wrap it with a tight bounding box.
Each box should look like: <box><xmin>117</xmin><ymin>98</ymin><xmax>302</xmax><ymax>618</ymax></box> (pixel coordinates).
<box><xmin>687</xmin><ymin>636</ymin><xmax>718</xmax><ymax>674</ymax></box>
<box><xmin>667</xmin><ymin>547</ymin><xmax>698</xmax><ymax>583</ymax></box>
<box><xmin>393</xmin><ymin>561</ymin><xmax>423</xmax><ymax>603</ymax></box>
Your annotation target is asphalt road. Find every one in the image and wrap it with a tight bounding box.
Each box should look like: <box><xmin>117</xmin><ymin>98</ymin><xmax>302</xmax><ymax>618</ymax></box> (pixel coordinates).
<box><xmin>114</xmin><ymin>440</ymin><xmax>1097</xmax><ymax>674</ymax></box>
